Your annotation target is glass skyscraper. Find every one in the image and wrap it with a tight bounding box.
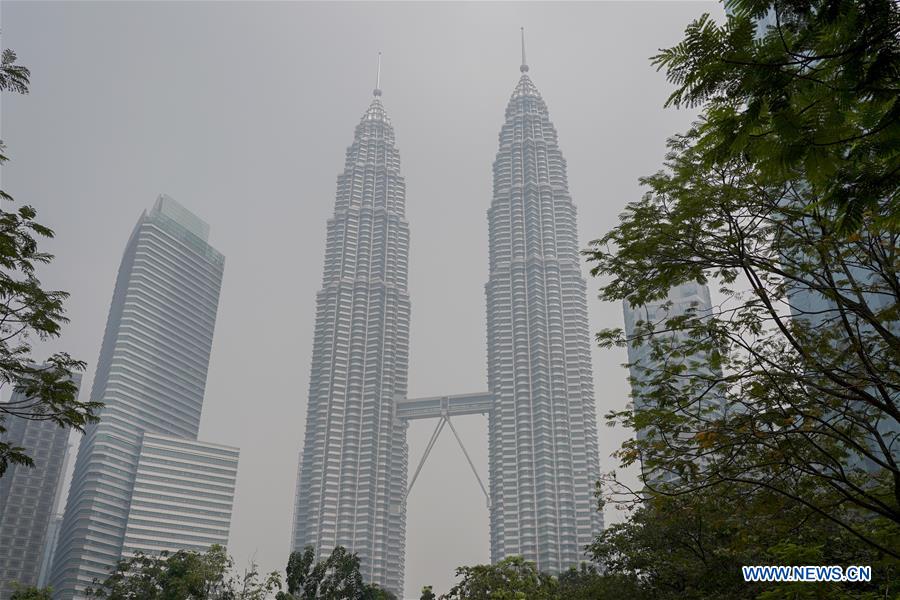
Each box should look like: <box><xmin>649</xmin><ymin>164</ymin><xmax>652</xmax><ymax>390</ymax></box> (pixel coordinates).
<box><xmin>485</xmin><ymin>49</ymin><xmax>603</xmax><ymax>572</ymax></box>
<box><xmin>622</xmin><ymin>282</ymin><xmax>725</xmax><ymax>483</ymax></box>
<box><xmin>292</xmin><ymin>81</ymin><xmax>410</xmax><ymax>594</ymax></box>
<box><xmin>0</xmin><ymin>373</ymin><xmax>79</xmax><ymax>598</ymax></box>
<box><xmin>49</xmin><ymin>196</ymin><xmax>232</xmax><ymax>600</ymax></box>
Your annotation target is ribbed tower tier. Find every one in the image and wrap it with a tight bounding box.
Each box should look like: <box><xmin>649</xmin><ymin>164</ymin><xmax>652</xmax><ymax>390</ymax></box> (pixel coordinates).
<box><xmin>293</xmin><ymin>89</ymin><xmax>410</xmax><ymax>595</ymax></box>
<box><xmin>485</xmin><ymin>64</ymin><xmax>603</xmax><ymax>573</ymax></box>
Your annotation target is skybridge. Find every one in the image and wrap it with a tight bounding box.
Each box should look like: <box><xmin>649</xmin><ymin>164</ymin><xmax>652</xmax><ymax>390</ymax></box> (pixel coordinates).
<box><xmin>396</xmin><ymin>392</ymin><xmax>494</xmax><ymax>508</ymax></box>
<box><xmin>395</xmin><ymin>391</ymin><xmax>493</xmax><ymax>421</ymax></box>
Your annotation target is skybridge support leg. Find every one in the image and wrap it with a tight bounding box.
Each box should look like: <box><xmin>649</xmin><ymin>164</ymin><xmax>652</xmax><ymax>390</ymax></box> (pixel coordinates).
<box><xmin>405</xmin><ymin>411</ymin><xmax>491</xmax><ymax>509</ymax></box>
<box><xmin>445</xmin><ymin>416</ymin><xmax>491</xmax><ymax>508</ymax></box>
<box><xmin>406</xmin><ymin>416</ymin><xmax>446</xmax><ymax>499</ymax></box>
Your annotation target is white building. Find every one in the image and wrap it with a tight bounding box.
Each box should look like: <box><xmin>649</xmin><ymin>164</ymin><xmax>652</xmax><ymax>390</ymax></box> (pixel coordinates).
<box><xmin>484</xmin><ymin>44</ymin><xmax>603</xmax><ymax>573</ymax></box>
<box><xmin>622</xmin><ymin>281</ymin><xmax>726</xmax><ymax>485</ymax></box>
<box><xmin>293</xmin><ymin>45</ymin><xmax>610</xmax><ymax>590</ymax></box>
<box><xmin>292</xmin><ymin>76</ymin><xmax>410</xmax><ymax>595</ymax></box>
<box><xmin>50</xmin><ymin>196</ymin><xmax>235</xmax><ymax>599</ymax></box>
<box><xmin>121</xmin><ymin>433</ymin><xmax>238</xmax><ymax>557</ymax></box>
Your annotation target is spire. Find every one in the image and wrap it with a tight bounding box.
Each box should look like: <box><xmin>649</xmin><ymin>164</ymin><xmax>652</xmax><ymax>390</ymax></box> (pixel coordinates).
<box><xmin>364</xmin><ymin>52</ymin><xmax>390</xmax><ymax>122</ymax></box>
<box><xmin>520</xmin><ymin>27</ymin><xmax>529</xmax><ymax>73</ymax></box>
<box><xmin>374</xmin><ymin>52</ymin><xmax>383</xmax><ymax>97</ymax></box>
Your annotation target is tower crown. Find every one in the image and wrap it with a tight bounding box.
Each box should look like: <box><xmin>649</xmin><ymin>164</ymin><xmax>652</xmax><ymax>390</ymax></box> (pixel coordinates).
<box><xmin>510</xmin><ymin>28</ymin><xmax>541</xmax><ymax>101</ymax></box>
<box><xmin>362</xmin><ymin>52</ymin><xmax>390</xmax><ymax>123</ymax></box>
<box><xmin>362</xmin><ymin>97</ymin><xmax>390</xmax><ymax>123</ymax></box>
<box><xmin>511</xmin><ymin>73</ymin><xmax>541</xmax><ymax>100</ymax></box>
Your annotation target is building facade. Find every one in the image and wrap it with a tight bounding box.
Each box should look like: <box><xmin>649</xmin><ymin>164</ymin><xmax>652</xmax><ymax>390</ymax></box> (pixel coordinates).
<box><xmin>292</xmin><ymin>83</ymin><xmax>410</xmax><ymax>595</ymax></box>
<box><xmin>622</xmin><ymin>282</ymin><xmax>725</xmax><ymax>483</ymax></box>
<box><xmin>485</xmin><ymin>54</ymin><xmax>602</xmax><ymax>572</ymax></box>
<box><xmin>50</xmin><ymin>196</ymin><xmax>230</xmax><ymax>600</ymax></box>
<box><xmin>622</xmin><ymin>281</ymin><xmax>720</xmax><ymax>424</ymax></box>
<box><xmin>121</xmin><ymin>433</ymin><xmax>238</xmax><ymax>558</ymax></box>
<box><xmin>37</xmin><ymin>515</ymin><xmax>64</xmax><ymax>588</ymax></box>
<box><xmin>0</xmin><ymin>374</ymin><xmax>79</xmax><ymax>599</ymax></box>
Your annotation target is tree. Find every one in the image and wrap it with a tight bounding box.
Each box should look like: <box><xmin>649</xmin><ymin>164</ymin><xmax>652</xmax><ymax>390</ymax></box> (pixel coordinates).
<box><xmin>279</xmin><ymin>546</ymin><xmax>318</xmax><ymax>600</ymax></box>
<box><xmin>587</xmin><ymin>0</ymin><xmax>899</xmax><ymax>559</ymax></box>
<box><xmin>0</xmin><ymin>44</ymin><xmax>100</xmax><ymax>475</ymax></box>
<box><xmin>556</xmin><ymin>564</ymin><xmax>644</xmax><ymax>600</ymax></box>
<box><xmin>653</xmin><ymin>0</ymin><xmax>900</xmax><ymax>232</ymax></box>
<box><xmin>437</xmin><ymin>557</ymin><xmax>659</xmax><ymax>599</ymax></box>
<box><xmin>85</xmin><ymin>545</ymin><xmax>281</xmax><ymax>600</ymax></box>
<box><xmin>276</xmin><ymin>546</ymin><xmax>393</xmax><ymax>600</ymax></box>
<box><xmin>419</xmin><ymin>586</ymin><xmax>436</xmax><ymax>600</ymax></box>
<box><xmin>441</xmin><ymin>556</ymin><xmax>557</xmax><ymax>600</ymax></box>
<box><xmin>230</xmin><ymin>563</ymin><xmax>284</xmax><ymax>600</ymax></box>
<box><xmin>591</xmin><ymin>494</ymin><xmax>755</xmax><ymax>599</ymax></box>
<box><xmin>589</xmin><ymin>482</ymin><xmax>896</xmax><ymax>599</ymax></box>
<box><xmin>360</xmin><ymin>585</ymin><xmax>396</xmax><ymax>600</ymax></box>
<box><xmin>9</xmin><ymin>586</ymin><xmax>53</xmax><ymax>600</ymax></box>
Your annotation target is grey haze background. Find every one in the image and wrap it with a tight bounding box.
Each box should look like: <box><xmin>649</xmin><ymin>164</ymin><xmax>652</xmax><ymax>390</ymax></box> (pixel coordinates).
<box><xmin>1</xmin><ymin>1</ymin><xmax>723</xmax><ymax>596</ymax></box>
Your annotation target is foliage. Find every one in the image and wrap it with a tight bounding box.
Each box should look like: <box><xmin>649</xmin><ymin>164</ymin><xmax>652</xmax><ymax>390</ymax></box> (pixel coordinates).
<box><xmin>587</xmin><ymin>1</ymin><xmax>899</xmax><ymax>560</ymax></box>
<box><xmin>589</xmin><ymin>484</ymin><xmax>897</xmax><ymax>599</ymax></box>
<box><xmin>581</xmin><ymin>0</ymin><xmax>900</xmax><ymax>597</ymax></box>
<box><xmin>230</xmin><ymin>563</ymin><xmax>284</xmax><ymax>600</ymax></box>
<box><xmin>276</xmin><ymin>546</ymin><xmax>394</xmax><ymax>600</ymax></box>
<box><xmin>0</xmin><ymin>48</ymin><xmax>29</xmax><ymax>94</ymax></box>
<box><xmin>0</xmin><ymin>43</ymin><xmax>99</xmax><ymax>476</ymax></box>
<box><xmin>419</xmin><ymin>586</ymin><xmax>436</xmax><ymax>600</ymax></box>
<box><xmin>85</xmin><ymin>545</ymin><xmax>281</xmax><ymax>600</ymax></box>
<box><xmin>653</xmin><ymin>0</ymin><xmax>900</xmax><ymax>231</ymax></box>
<box><xmin>440</xmin><ymin>556</ymin><xmax>558</xmax><ymax>600</ymax></box>
<box><xmin>360</xmin><ymin>585</ymin><xmax>396</xmax><ymax>600</ymax></box>
<box><xmin>9</xmin><ymin>586</ymin><xmax>52</xmax><ymax>600</ymax></box>
<box><xmin>555</xmin><ymin>564</ymin><xmax>644</xmax><ymax>600</ymax></box>
<box><xmin>436</xmin><ymin>558</ymin><xmax>645</xmax><ymax>600</ymax></box>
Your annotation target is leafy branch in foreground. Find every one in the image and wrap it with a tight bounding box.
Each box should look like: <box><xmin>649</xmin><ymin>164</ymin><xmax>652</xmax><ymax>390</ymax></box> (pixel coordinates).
<box><xmin>441</xmin><ymin>556</ymin><xmax>558</xmax><ymax>600</ymax></box>
<box><xmin>276</xmin><ymin>546</ymin><xmax>396</xmax><ymax>600</ymax></box>
<box><xmin>590</xmin><ymin>481</ymin><xmax>897</xmax><ymax>599</ymax></box>
<box><xmin>9</xmin><ymin>585</ymin><xmax>52</xmax><ymax>600</ymax></box>
<box><xmin>0</xmin><ymin>42</ymin><xmax>100</xmax><ymax>475</ymax></box>
<box><xmin>432</xmin><ymin>557</ymin><xmax>648</xmax><ymax>599</ymax></box>
<box><xmin>587</xmin><ymin>0</ymin><xmax>899</xmax><ymax>559</ymax></box>
<box><xmin>589</xmin><ymin>119</ymin><xmax>898</xmax><ymax>557</ymax></box>
<box><xmin>653</xmin><ymin>0</ymin><xmax>900</xmax><ymax>231</ymax></box>
<box><xmin>85</xmin><ymin>545</ymin><xmax>282</xmax><ymax>600</ymax></box>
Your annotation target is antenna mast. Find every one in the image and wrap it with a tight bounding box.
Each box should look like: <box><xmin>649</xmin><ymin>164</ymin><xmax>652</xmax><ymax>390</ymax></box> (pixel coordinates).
<box><xmin>520</xmin><ymin>27</ymin><xmax>529</xmax><ymax>72</ymax></box>
<box><xmin>374</xmin><ymin>51</ymin><xmax>383</xmax><ymax>96</ymax></box>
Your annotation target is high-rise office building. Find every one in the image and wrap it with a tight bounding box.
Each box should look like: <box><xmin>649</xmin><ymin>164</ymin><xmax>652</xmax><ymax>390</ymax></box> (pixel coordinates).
<box><xmin>622</xmin><ymin>282</ymin><xmax>725</xmax><ymax>483</ymax></box>
<box><xmin>37</xmin><ymin>440</ymin><xmax>77</xmax><ymax>589</ymax></box>
<box><xmin>50</xmin><ymin>196</ymin><xmax>232</xmax><ymax>600</ymax></box>
<box><xmin>37</xmin><ymin>515</ymin><xmax>64</xmax><ymax>588</ymax></box>
<box><xmin>0</xmin><ymin>372</ymin><xmax>79</xmax><ymax>599</ymax></box>
<box><xmin>784</xmin><ymin>226</ymin><xmax>898</xmax><ymax>469</ymax></box>
<box><xmin>121</xmin><ymin>433</ymin><xmax>239</xmax><ymax>558</ymax></box>
<box><xmin>292</xmin><ymin>73</ymin><xmax>410</xmax><ymax>595</ymax></box>
<box><xmin>485</xmin><ymin>42</ymin><xmax>602</xmax><ymax>572</ymax></box>
<box><xmin>622</xmin><ymin>281</ymin><xmax>720</xmax><ymax>425</ymax></box>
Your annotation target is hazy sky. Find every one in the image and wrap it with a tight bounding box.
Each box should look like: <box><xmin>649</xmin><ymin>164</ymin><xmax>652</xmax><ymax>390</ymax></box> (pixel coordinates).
<box><xmin>2</xmin><ymin>1</ymin><xmax>723</xmax><ymax>596</ymax></box>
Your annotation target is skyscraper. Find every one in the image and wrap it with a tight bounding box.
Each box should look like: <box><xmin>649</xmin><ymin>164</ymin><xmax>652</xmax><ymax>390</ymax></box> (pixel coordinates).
<box><xmin>50</xmin><ymin>196</ymin><xmax>232</xmax><ymax>600</ymax></box>
<box><xmin>622</xmin><ymin>282</ymin><xmax>724</xmax><ymax>483</ymax></box>
<box><xmin>292</xmin><ymin>66</ymin><xmax>410</xmax><ymax>595</ymax></box>
<box><xmin>37</xmin><ymin>515</ymin><xmax>64</xmax><ymax>588</ymax></box>
<box><xmin>485</xmin><ymin>37</ymin><xmax>603</xmax><ymax>572</ymax></box>
<box><xmin>0</xmin><ymin>372</ymin><xmax>79</xmax><ymax>599</ymax></box>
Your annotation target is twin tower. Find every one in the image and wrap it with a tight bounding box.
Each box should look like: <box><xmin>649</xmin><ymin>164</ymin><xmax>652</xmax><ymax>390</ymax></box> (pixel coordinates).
<box><xmin>292</xmin><ymin>42</ymin><xmax>602</xmax><ymax>596</ymax></box>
